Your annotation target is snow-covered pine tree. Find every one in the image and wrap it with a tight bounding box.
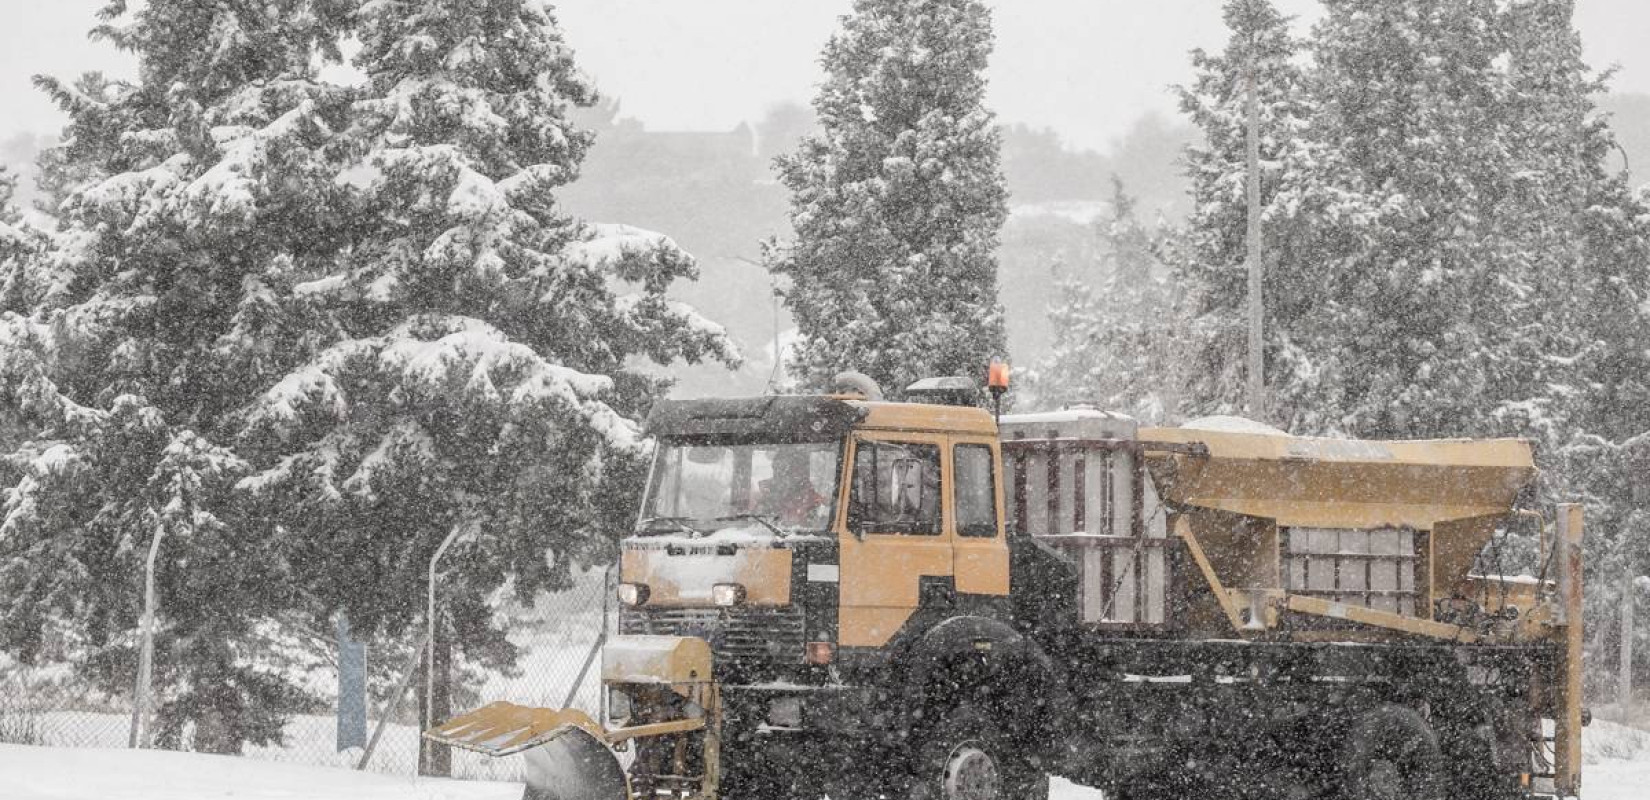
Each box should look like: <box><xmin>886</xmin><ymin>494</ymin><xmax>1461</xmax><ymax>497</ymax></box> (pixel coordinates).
<box><xmin>765</xmin><ymin>0</ymin><xmax>1008</xmax><ymax>399</ymax></box>
<box><xmin>0</xmin><ymin>166</ymin><xmax>17</xmax><ymax>229</ymax></box>
<box><xmin>235</xmin><ymin>0</ymin><xmax>737</xmax><ymax>665</ymax></box>
<box><xmin>0</xmin><ymin>165</ymin><xmax>29</xmax><ymax>310</ymax></box>
<box><xmin>1301</xmin><ymin>0</ymin><xmax>1533</xmax><ymax>440</ymax></box>
<box><xmin>1027</xmin><ymin>179</ymin><xmax>1181</xmax><ymax>421</ymax></box>
<box><xmin>1170</xmin><ymin>0</ymin><xmax>1343</xmax><ymax>430</ymax></box>
<box><xmin>0</xmin><ymin>0</ymin><xmax>352</xmax><ymax>752</ymax></box>
<box><xmin>1494</xmin><ymin>0</ymin><xmax>1650</xmax><ymax>656</ymax></box>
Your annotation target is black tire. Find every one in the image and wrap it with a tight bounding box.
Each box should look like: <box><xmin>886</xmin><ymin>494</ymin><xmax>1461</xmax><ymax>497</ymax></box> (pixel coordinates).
<box><xmin>1436</xmin><ymin>694</ymin><xmax>1531</xmax><ymax>800</ymax></box>
<box><xmin>905</xmin><ymin>704</ymin><xmax>1049</xmax><ymax>800</ymax></box>
<box><xmin>1339</xmin><ymin>705</ymin><xmax>1445</xmax><ymax>800</ymax></box>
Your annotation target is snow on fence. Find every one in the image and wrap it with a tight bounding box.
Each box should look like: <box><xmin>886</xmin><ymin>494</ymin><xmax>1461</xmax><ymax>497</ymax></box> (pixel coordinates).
<box><xmin>0</xmin><ymin>567</ymin><xmax>614</xmax><ymax>784</ymax></box>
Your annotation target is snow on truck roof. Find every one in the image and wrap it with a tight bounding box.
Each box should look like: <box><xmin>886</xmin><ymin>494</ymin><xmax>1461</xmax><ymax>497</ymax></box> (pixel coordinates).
<box><xmin>1181</xmin><ymin>414</ymin><xmax>1287</xmax><ymax>435</ymax></box>
<box><xmin>647</xmin><ymin>394</ymin><xmax>998</xmax><ymax>440</ymax></box>
<box><xmin>1144</xmin><ymin>422</ymin><xmax>1537</xmax><ymax>470</ymax></box>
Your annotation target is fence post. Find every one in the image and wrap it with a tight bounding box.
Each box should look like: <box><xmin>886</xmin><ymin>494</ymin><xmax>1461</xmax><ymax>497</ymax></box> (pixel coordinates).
<box><xmin>419</xmin><ymin>623</ymin><xmax>452</xmax><ymax>777</ymax></box>
<box><xmin>128</xmin><ymin>526</ymin><xmax>166</xmax><ymax>748</ymax></box>
<box><xmin>420</xmin><ymin>523</ymin><xmax>469</xmax><ymax>776</ymax></box>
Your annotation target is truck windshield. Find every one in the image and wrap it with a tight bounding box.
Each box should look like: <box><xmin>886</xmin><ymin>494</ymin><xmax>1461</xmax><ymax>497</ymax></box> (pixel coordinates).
<box><xmin>639</xmin><ymin>441</ymin><xmax>843</xmax><ymax>534</ymax></box>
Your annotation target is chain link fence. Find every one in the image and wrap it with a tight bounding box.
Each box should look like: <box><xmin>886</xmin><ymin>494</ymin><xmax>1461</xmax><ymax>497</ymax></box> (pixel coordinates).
<box><xmin>0</xmin><ymin>566</ymin><xmax>614</xmax><ymax>785</ymax></box>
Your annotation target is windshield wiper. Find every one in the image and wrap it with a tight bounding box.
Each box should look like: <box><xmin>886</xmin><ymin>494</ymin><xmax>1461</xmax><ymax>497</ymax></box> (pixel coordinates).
<box><xmin>713</xmin><ymin>513</ymin><xmax>790</xmax><ymax>537</ymax></box>
<box><xmin>637</xmin><ymin>516</ymin><xmax>703</xmax><ymax>536</ymax></box>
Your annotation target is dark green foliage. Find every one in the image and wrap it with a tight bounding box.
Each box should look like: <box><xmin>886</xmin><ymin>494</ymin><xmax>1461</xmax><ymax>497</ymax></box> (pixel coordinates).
<box><xmin>765</xmin><ymin>0</ymin><xmax>1009</xmax><ymax>398</ymax></box>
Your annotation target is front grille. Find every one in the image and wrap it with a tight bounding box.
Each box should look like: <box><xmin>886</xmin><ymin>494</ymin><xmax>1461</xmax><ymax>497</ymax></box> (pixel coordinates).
<box><xmin>620</xmin><ymin>606</ymin><xmax>806</xmax><ymax>664</ymax></box>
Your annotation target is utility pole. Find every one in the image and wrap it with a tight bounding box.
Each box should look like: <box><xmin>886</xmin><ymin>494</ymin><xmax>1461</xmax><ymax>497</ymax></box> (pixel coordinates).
<box><xmin>1244</xmin><ymin>49</ymin><xmax>1265</xmax><ymax>421</ymax></box>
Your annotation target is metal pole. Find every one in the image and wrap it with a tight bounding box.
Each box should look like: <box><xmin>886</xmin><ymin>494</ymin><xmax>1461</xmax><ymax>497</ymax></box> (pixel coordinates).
<box><xmin>1244</xmin><ymin>49</ymin><xmax>1265</xmax><ymax>421</ymax></box>
<box><xmin>129</xmin><ymin>526</ymin><xmax>165</xmax><ymax>748</ymax></box>
<box><xmin>1623</xmin><ymin>567</ymin><xmax>1636</xmax><ymax>722</ymax></box>
<box><xmin>423</xmin><ymin>523</ymin><xmax>467</xmax><ymax>774</ymax></box>
<box><xmin>357</xmin><ymin>633</ymin><xmax>428</xmax><ymax>771</ymax></box>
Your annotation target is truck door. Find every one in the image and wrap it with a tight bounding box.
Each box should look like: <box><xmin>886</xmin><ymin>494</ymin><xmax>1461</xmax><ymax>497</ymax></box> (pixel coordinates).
<box><xmin>950</xmin><ymin>439</ymin><xmax>1010</xmax><ymax>597</ymax></box>
<box><xmin>838</xmin><ymin>434</ymin><xmax>953</xmax><ymax>648</ymax></box>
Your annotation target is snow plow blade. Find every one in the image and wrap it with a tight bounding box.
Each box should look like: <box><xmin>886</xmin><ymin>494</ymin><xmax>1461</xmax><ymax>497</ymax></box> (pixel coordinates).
<box><xmin>424</xmin><ymin>702</ymin><xmax>630</xmax><ymax>800</ymax></box>
<box><xmin>519</xmin><ymin>724</ymin><xmax>629</xmax><ymax>800</ymax></box>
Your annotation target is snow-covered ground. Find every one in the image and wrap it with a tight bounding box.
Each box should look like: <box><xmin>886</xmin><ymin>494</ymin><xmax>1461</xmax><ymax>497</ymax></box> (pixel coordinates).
<box><xmin>1</xmin><ymin>743</ymin><xmax>521</xmax><ymax>800</ymax></box>
<box><xmin>6</xmin><ymin>718</ymin><xmax>1648</xmax><ymax>799</ymax></box>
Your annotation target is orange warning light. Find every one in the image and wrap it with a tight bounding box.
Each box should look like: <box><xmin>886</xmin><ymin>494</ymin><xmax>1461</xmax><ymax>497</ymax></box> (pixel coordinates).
<box><xmin>988</xmin><ymin>360</ymin><xmax>1010</xmax><ymax>391</ymax></box>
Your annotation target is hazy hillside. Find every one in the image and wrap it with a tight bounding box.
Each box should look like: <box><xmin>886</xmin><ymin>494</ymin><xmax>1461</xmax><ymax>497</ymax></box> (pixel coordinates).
<box><xmin>556</xmin><ymin>104</ymin><xmax>1194</xmax><ymax>394</ymax></box>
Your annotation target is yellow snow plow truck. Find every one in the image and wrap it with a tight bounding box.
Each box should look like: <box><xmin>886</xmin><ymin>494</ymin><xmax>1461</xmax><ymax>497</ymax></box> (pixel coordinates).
<box><xmin>428</xmin><ymin>374</ymin><xmax>1588</xmax><ymax>800</ymax></box>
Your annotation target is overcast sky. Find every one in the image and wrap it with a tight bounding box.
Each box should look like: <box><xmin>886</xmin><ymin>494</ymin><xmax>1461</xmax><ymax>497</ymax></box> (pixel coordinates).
<box><xmin>3</xmin><ymin>1</ymin><xmax>1648</xmax><ymax>153</ymax></box>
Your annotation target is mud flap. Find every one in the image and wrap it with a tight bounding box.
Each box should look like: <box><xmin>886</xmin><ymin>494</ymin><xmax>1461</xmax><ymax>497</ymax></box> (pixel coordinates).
<box><xmin>425</xmin><ymin>701</ymin><xmax>632</xmax><ymax>800</ymax></box>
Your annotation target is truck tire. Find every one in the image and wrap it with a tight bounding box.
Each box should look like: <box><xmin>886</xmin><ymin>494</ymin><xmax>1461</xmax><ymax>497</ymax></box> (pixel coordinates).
<box><xmin>906</xmin><ymin>704</ymin><xmax>1049</xmax><ymax>800</ymax></box>
<box><xmin>1339</xmin><ymin>705</ymin><xmax>1445</xmax><ymax>800</ymax></box>
<box><xmin>1436</xmin><ymin>694</ymin><xmax>1530</xmax><ymax>800</ymax></box>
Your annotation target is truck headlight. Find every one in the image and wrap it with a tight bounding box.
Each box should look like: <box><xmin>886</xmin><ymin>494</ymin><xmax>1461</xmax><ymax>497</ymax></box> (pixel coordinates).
<box><xmin>617</xmin><ymin>582</ymin><xmax>650</xmax><ymax>607</ymax></box>
<box><xmin>711</xmin><ymin>583</ymin><xmax>746</xmax><ymax>607</ymax></box>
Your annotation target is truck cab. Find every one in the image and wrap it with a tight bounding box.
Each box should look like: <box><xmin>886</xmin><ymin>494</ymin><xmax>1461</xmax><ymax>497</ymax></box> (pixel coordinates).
<box><xmin>618</xmin><ymin>394</ymin><xmax>1012</xmax><ymax>680</ymax></box>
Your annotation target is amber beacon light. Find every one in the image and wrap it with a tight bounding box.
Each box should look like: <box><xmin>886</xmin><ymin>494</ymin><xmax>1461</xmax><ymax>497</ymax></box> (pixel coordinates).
<box><xmin>987</xmin><ymin>360</ymin><xmax>1009</xmax><ymax>423</ymax></box>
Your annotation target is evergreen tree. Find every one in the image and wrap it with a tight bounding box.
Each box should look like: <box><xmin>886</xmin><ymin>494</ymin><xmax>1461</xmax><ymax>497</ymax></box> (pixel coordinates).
<box><xmin>1301</xmin><ymin>0</ymin><xmax>1527</xmax><ymax>439</ymax></box>
<box><xmin>235</xmin><ymin>0</ymin><xmax>737</xmax><ymax>666</ymax></box>
<box><xmin>1027</xmin><ymin>179</ymin><xmax>1181</xmax><ymax>421</ymax></box>
<box><xmin>1494</xmin><ymin>0</ymin><xmax>1650</xmax><ymax>640</ymax></box>
<box><xmin>0</xmin><ymin>0</ymin><xmax>353</xmax><ymax>751</ymax></box>
<box><xmin>0</xmin><ymin>166</ymin><xmax>28</xmax><ymax>307</ymax></box>
<box><xmin>765</xmin><ymin>0</ymin><xmax>1008</xmax><ymax>399</ymax></box>
<box><xmin>1174</xmin><ymin>0</ymin><xmax>1650</xmax><ymax>444</ymax></box>
<box><xmin>1170</xmin><ymin>0</ymin><xmax>1339</xmax><ymax>429</ymax></box>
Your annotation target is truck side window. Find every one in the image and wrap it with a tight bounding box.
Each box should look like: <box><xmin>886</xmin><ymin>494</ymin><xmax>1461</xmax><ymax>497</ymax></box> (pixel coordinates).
<box><xmin>954</xmin><ymin>444</ymin><xmax>997</xmax><ymax>538</ymax></box>
<box><xmin>851</xmin><ymin>440</ymin><xmax>942</xmax><ymax>535</ymax></box>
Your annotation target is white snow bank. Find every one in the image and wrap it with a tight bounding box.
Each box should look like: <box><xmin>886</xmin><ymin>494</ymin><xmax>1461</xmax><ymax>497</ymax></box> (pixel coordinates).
<box><xmin>1180</xmin><ymin>415</ymin><xmax>1288</xmax><ymax>435</ymax></box>
<box><xmin>0</xmin><ymin>743</ymin><xmax>521</xmax><ymax>800</ymax></box>
<box><xmin>1585</xmin><ymin>718</ymin><xmax>1650</xmax><ymax>764</ymax></box>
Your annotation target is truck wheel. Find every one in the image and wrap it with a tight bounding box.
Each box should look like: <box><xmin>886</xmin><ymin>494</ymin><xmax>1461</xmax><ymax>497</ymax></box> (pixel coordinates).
<box><xmin>1339</xmin><ymin>705</ymin><xmax>1445</xmax><ymax>800</ymax></box>
<box><xmin>907</xmin><ymin>705</ymin><xmax>1048</xmax><ymax>800</ymax></box>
